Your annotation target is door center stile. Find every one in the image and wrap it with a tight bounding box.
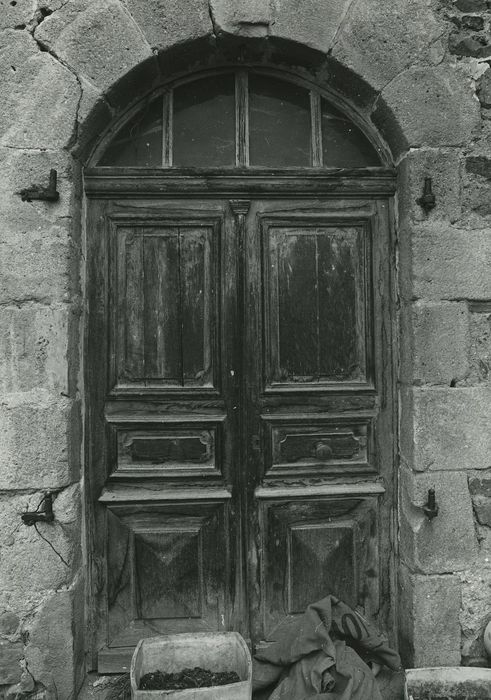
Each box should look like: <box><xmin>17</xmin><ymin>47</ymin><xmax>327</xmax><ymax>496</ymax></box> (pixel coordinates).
<box><xmin>229</xmin><ymin>198</ymin><xmax>253</xmax><ymax>636</ymax></box>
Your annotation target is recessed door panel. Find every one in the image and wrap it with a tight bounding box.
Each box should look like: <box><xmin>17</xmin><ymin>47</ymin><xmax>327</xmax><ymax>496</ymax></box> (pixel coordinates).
<box><xmin>263</xmin><ymin>220</ymin><xmax>370</xmax><ymax>388</ymax></box>
<box><xmin>263</xmin><ymin>415</ymin><xmax>373</xmax><ymax>478</ymax></box>
<box><xmin>107</xmin><ymin>500</ymin><xmax>229</xmax><ymax>648</ymax></box>
<box><xmin>260</xmin><ymin>497</ymin><xmax>379</xmax><ymax>638</ymax></box>
<box><xmin>111</xmin><ymin>419</ymin><xmax>224</xmax><ymax>479</ymax></box>
<box><xmin>110</xmin><ymin>220</ymin><xmax>220</xmax><ymax>393</ymax></box>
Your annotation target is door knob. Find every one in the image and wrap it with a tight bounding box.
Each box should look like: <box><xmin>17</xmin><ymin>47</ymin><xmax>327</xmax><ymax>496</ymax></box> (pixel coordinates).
<box><xmin>315</xmin><ymin>441</ymin><xmax>333</xmax><ymax>460</ymax></box>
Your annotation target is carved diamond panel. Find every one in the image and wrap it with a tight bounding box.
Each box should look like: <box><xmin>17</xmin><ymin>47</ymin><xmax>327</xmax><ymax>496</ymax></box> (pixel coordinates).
<box><xmin>261</xmin><ymin>497</ymin><xmax>379</xmax><ymax>637</ymax></box>
<box><xmin>106</xmin><ymin>500</ymin><xmax>228</xmax><ymax>648</ymax></box>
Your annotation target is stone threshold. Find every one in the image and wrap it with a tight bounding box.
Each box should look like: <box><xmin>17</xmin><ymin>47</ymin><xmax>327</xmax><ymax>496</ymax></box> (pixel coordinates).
<box><xmin>405</xmin><ymin>667</ymin><xmax>491</xmax><ymax>699</ymax></box>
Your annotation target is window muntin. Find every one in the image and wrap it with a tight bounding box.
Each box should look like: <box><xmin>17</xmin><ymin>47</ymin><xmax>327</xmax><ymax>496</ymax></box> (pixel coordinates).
<box><xmin>97</xmin><ymin>71</ymin><xmax>382</xmax><ymax>168</ymax></box>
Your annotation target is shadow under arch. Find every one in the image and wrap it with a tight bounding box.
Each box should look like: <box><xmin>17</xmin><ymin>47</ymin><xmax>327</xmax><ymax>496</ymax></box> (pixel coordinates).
<box><xmin>75</xmin><ymin>34</ymin><xmax>403</xmax><ymax>167</ymax></box>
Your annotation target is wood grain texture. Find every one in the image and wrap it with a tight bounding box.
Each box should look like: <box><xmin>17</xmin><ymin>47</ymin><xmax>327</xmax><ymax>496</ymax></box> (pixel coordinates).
<box><xmin>84</xmin><ymin>170</ymin><xmax>397</xmax><ymax>197</ymax></box>
<box><xmin>106</xmin><ymin>501</ymin><xmax>229</xmax><ymax>648</ymax></box>
<box><xmin>86</xmin><ymin>191</ymin><xmax>396</xmax><ymax>671</ymax></box>
<box><xmin>265</xmin><ymin>223</ymin><xmax>367</xmax><ymax>386</ymax></box>
<box><xmin>261</xmin><ymin>497</ymin><xmax>379</xmax><ymax>637</ymax></box>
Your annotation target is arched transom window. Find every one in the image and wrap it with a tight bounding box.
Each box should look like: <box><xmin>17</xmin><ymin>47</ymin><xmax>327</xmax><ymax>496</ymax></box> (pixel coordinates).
<box><xmin>97</xmin><ymin>70</ymin><xmax>382</xmax><ymax>168</ymax></box>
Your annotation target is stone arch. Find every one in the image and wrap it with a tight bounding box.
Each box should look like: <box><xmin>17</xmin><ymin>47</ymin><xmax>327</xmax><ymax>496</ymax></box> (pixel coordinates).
<box><xmin>2</xmin><ymin>2</ymin><xmax>487</xmax><ymax>696</ymax></box>
<box><xmin>65</xmin><ymin>3</ymin><xmax>477</xmax><ymax>680</ymax></box>
<box><xmin>76</xmin><ymin>36</ymin><xmax>398</xmax><ymax>166</ymax></box>
<box><xmin>18</xmin><ymin>0</ymin><xmax>478</xmax><ymax>165</ymax></box>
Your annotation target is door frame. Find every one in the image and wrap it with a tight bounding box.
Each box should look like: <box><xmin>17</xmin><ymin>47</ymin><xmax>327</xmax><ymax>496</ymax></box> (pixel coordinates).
<box><xmin>83</xmin><ymin>168</ymin><xmax>398</xmax><ymax>672</ymax></box>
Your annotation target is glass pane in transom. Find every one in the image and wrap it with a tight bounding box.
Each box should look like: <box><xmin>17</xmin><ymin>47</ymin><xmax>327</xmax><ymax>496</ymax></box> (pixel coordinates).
<box><xmin>98</xmin><ymin>97</ymin><xmax>163</xmax><ymax>167</ymax></box>
<box><xmin>321</xmin><ymin>99</ymin><xmax>381</xmax><ymax>167</ymax></box>
<box><xmin>173</xmin><ymin>74</ymin><xmax>236</xmax><ymax>167</ymax></box>
<box><xmin>249</xmin><ymin>75</ymin><xmax>311</xmax><ymax>167</ymax></box>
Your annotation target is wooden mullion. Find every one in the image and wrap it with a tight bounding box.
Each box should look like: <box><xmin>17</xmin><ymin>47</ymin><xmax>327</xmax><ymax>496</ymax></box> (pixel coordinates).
<box><xmin>162</xmin><ymin>90</ymin><xmax>173</xmax><ymax>167</ymax></box>
<box><xmin>310</xmin><ymin>91</ymin><xmax>322</xmax><ymax>167</ymax></box>
<box><xmin>236</xmin><ymin>71</ymin><xmax>249</xmax><ymax>167</ymax></box>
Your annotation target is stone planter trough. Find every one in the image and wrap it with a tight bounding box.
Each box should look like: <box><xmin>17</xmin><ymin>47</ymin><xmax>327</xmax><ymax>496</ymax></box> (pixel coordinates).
<box><xmin>405</xmin><ymin>666</ymin><xmax>491</xmax><ymax>699</ymax></box>
<box><xmin>130</xmin><ymin>633</ymin><xmax>252</xmax><ymax>700</ymax></box>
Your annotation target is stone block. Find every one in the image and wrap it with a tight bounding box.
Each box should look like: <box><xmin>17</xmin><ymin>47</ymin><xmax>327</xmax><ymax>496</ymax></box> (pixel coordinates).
<box><xmin>411</xmin><ymin>223</ymin><xmax>491</xmax><ymax>300</ymax></box>
<box><xmin>210</xmin><ymin>0</ymin><xmax>272</xmax><ymax>37</ymax></box>
<box><xmin>469</xmin><ymin>475</ymin><xmax>491</xmax><ymax>498</ymax></box>
<box><xmin>411</xmin><ymin>387</ymin><xmax>491</xmax><ymax>471</ymax></box>
<box><xmin>468</xmin><ymin>475</ymin><xmax>491</xmax><ymax>525</ymax></box>
<box><xmin>449</xmin><ymin>32</ymin><xmax>491</xmax><ymax>58</ymax></box>
<box><xmin>0</xmin><ymin>29</ymin><xmax>81</xmax><ymax>150</ymax></box>
<box><xmin>331</xmin><ymin>0</ymin><xmax>444</xmax><ymax>91</ymax></box>
<box><xmin>54</xmin><ymin>484</ymin><xmax>81</xmax><ymax>526</ymax></box>
<box><xmin>455</xmin><ymin>0</ymin><xmax>487</xmax><ymax>10</ymax></box>
<box><xmin>380</xmin><ymin>66</ymin><xmax>480</xmax><ymax>148</ymax></box>
<box><xmin>477</xmin><ymin>69</ymin><xmax>491</xmax><ymax>108</ymax></box>
<box><xmin>400</xmin><ymin>468</ymin><xmax>477</xmax><ymax>573</ymax></box>
<box><xmin>459</xmin><ymin>566</ymin><xmax>491</xmax><ymax>661</ymax></box>
<box><xmin>406</xmin><ymin>667</ymin><xmax>491</xmax><ymax>700</ymax></box>
<box><xmin>398</xmin><ymin>565</ymin><xmax>461</xmax><ymax>667</ymax></box>
<box><xmin>0</xmin><ymin>227</ymin><xmax>72</xmax><ymax>305</ymax></box>
<box><xmin>462</xmin><ymin>172</ymin><xmax>491</xmax><ymax>220</ymax></box>
<box><xmin>0</xmin><ymin>640</ymin><xmax>23</xmax><ymax>685</ymax></box>
<box><xmin>0</xmin><ymin>0</ymin><xmax>36</xmax><ymax>30</ymax></box>
<box><xmin>0</xmin><ymin>390</ymin><xmax>75</xmax><ymax>489</ymax></box>
<box><xmin>123</xmin><ymin>0</ymin><xmax>209</xmax><ymax>51</ymax></box>
<box><xmin>0</xmin><ymin>304</ymin><xmax>69</xmax><ymax>395</ymax></box>
<box><xmin>466</xmin><ymin>155</ymin><xmax>491</xmax><ymax>178</ymax></box>
<box><xmin>468</xmin><ymin>308</ymin><xmax>491</xmax><ymax>383</ymax></box>
<box><xmin>34</xmin><ymin>0</ymin><xmax>152</xmax><ymax>92</ymax></box>
<box><xmin>398</xmin><ymin>148</ymin><xmax>463</xmax><ymax>224</ymax></box>
<box><xmin>0</xmin><ymin>493</ymin><xmax>74</xmax><ymax>609</ymax></box>
<box><xmin>0</xmin><ymin>612</ymin><xmax>19</xmax><ymax>636</ymax></box>
<box><xmin>24</xmin><ymin>590</ymin><xmax>75</xmax><ymax>699</ymax></box>
<box><xmin>271</xmin><ymin>0</ymin><xmax>353</xmax><ymax>52</ymax></box>
<box><xmin>409</xmin><ymin>301</ymin><xmax>469</xmax><ymax>385</ymax></box>
<box><xmin>472</xmin><ymin>495</ymin><xmax>491</xmax><ymax>525</ymax></box>
<box><xmin>462</xmin><ymin>15</ymin><xmax>485</xmax><ymax>30</ymax></box>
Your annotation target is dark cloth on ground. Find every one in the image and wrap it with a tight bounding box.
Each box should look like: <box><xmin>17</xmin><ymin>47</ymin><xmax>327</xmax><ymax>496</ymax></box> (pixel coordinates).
<box><xmin>253</xmin><ymin>595</ymin><xmax>401</xmax><ymax>700</ymax></box>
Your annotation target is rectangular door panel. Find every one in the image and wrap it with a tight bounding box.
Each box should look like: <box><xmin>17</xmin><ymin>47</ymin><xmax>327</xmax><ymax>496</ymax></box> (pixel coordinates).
<box><xmin>262</xmin><ymin>217</ymin><xmax>371</xmax><ymax>390</ymax></box>
<box><xmin>109</xmin><ymin>217</ymin><xmax>221</xmax><ymax>394</ymax></box>
<box><xmin>108</xmin><ymin>418</ymin><xmax>225</xmax><ymax>480</ymax></box>
<box><xmin>259</xmin><ymin>496</ymin><xmax>379</xmax><ymax>639</ymax></box>
<box><xmin>106</xmin><ymin>500</ymin><xmax>229</xmax><ymax>650</ymax></box>
<box><xmin>263</xmin><ymin>414</ymin><xmax>374</xmax><ymax>478</ymax></box>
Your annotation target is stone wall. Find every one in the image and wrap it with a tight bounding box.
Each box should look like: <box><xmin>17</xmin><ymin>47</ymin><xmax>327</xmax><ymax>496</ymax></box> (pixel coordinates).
<box><xmin>0</xmin><ymin>0</ymin><xmax>490</xmax><ymax>697</ymax></box>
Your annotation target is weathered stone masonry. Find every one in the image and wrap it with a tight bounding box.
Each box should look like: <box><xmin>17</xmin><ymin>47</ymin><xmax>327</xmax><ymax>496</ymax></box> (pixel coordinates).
<box><xmin>0</xmin><ymin>0</ymin><xmax>490</xmax><ymax>697</ymax></box>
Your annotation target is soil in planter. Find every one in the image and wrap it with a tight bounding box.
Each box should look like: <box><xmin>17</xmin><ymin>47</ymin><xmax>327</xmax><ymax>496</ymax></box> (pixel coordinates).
<box><xmin>139</xmin><ymin>667</ymin><xmax>241</xmax><ymax>690</ymax></box>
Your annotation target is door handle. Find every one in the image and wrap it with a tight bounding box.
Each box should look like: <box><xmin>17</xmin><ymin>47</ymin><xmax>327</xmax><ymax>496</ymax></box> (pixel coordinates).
<box><xmin>315</xmin><ymin>441</ymin><xmax>333</xmax><ymax>460</ymax></box>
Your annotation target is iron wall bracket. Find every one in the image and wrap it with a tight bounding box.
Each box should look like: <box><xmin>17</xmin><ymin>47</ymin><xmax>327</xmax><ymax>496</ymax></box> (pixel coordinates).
<box><xmin>21</xmin><ymin>492</ymin><xmax>55</xmax><ymax>526</ymax></box>
<box><xmin>17</xmin><ymin>169</ymin><xmax>59</xmax><ymax>202</ymax></box>
<box><xmin>416</xmin><ymin>176</ymin><xmax>436</xmax><ymax>214</ymax></box>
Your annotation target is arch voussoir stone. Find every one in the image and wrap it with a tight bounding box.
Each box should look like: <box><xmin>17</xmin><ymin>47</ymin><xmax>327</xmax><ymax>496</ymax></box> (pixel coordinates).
<box><xmin>376</xmin><ymin>66</ymin><xmax>481</xmax><ymax>154</ymax></box>
<box><xmin>33</xmin><ymin>0</ymin><xmax>152</xmax><ymax>92</ymax></box>
<box><xmin>331</xmin><ymin>0</ymin><xmax>446</xmax><ymax>92</ymax></box>
<box><xmin>121</xmin><ymin>0</ymin><xmax>212</xmax><ymax>52</ymax></box>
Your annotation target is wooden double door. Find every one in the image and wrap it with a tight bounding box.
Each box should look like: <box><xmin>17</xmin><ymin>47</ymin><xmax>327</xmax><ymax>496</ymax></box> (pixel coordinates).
<box><xmin>86</xmin><ymin>186</ymin><xmax>395</xmax><ymax>672</ymax></box>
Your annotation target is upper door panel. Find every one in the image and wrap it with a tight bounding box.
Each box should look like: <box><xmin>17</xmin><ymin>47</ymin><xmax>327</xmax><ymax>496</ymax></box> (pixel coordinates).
<box><xmin>105</xmin><ymin>204</ymin><xmax>229</xmax><ymax>396</ymax></box>
<box><xmin>263</xmin><ymin>218</ymin><xmax>370</xmax><ymax>389</ymax></box>
<box><xmin>251</xmin><ymin>200</ymin><xmax>376</xmax><ymax>395</ymax></box>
